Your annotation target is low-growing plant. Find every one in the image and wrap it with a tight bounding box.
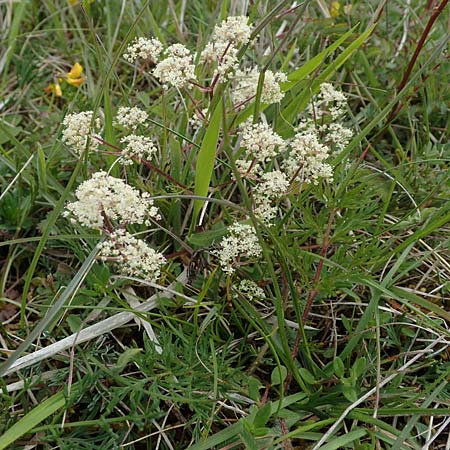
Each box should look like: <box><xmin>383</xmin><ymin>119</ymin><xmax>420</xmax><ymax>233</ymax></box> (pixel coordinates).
<box><xmin>1</xmin><ymin>1</ymin><xmax>449</xmax><ymax>449</ymax></box>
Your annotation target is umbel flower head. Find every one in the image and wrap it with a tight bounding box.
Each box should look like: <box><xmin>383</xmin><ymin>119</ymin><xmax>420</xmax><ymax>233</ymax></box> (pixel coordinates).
<box><xmin>233</xmin><ymin>68</ymin><xmax>287</xmax><ymax>105</ymax></box>
<box><xmin>114</xmin><ymin>106</ymin><xmax>148</xmax><ymax>130</ymax></box>
<box><xmin>213</xmin><ymin>223</ymin><xmax>262</xmax><ymax>275</ymax></box>
<box><xmin>64</xmin><ymin>171</ymin><xmax>160</xmax><ymax>229</ymax></box>
<box><xmin>212</xmin><ymin>16</ymin><xmax>253</xmax><ymax>46</ymax></box>
<box><xmin>200</xmin><ymin>16</ymin><xmax>253</xmax><ymax>81</ymax></box>
<box><xmin>284</xmin><ymin>131</ymin><xmax>333</xmax><ymax>185</ymax></box>
<box><xmin>98</xmin><ymin>229</ymin><xmax>165</xmax><ymax>281</ymax></box>
<box><xmin>119</xmin><ymin>134</ymin><xmax>157</xmax><ymax>165</ymax></box>
<box><xmin>153</xmin><ymin>43</ymin><xmax>196</xmax><ymax>88</ymax></box>
<box><xmin>123</xmin><ymin>37</ymin><xmax>163</xmax><ymax>64</ymax></box>
<box><xmin>62</xmin><ymin>111</ymin><xmax>101</xmax><ymax>155</ymax></box>
<box><xmin>254</xmin><ymin>170</ymin><xmax>289</xmax><ymax>224</ymax></box>
<box><xmin>239</xmin><ymin>119</ymin><xmax>285</xmax><ymax>163</ymax></box>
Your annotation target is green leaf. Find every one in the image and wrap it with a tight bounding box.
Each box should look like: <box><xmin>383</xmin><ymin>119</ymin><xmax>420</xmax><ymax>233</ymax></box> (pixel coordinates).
<box><xmin>342</xmin><ymin>385</ymin><xmax>358</xmax><ymax>402</ymax></box>
<box><xmin>115</xmin><ymin>348</ymin><xmax>143</xmax><ymax>372</ymax></box>
<box><xmin>352</xmin><ymin>357</ymin><xmax>367</xmax><ymax>379</ymax></box>
<box><xmin>299</xmin><ymin>367</ymin><xmax>317</xmax><ymax>385</ymax></box>
<box><xmin>186</xmin><ymin>422</ymin><xmax>243</xmax><ymax>450</ymax></box>
<box><xmin>0</xmin><ymin>244</ymin><xmax>100</xmax><ymax>376</ymax></box>
<box><xmin>282</xmin><ymin>25</ymin><xmax>375</xmax><ymax>126</ymax></box>
<box><xmin>318</xmin><ymin>428</ymin><xmax>367</xmax><ymax>450</ymax></box>
<box><xmin>36</xmin><ymin>146</ymin><xmax>48</xmax><ymax>193</ymax></box>
<box><xmin>271</xmin><ymin>365</ymin><xmax>287</xmax><ymax>386</ymax></box>
<box><xmin>193</xmin><ymin>99</ymin><xmax>222</xmax><ymax>220</ymax></box>
<box><xmin>248</xmin><ymin>377</ymin><xmax>264</xmax><ymax>402</ymax></box>
<box><xmin>0</xmin><ymin>390</ymin><xmax>66</xmax><ymax>450</ymax></box>
<box><xmin>283</xmin><ymin>25</ymin><xmax>358</xmax><ymax>86</ymax></box>
<box><xmin>67</xmin><ymin>314</ymin><xmax>83</xmax><ymax>333</ymax></box>
<box><xmin>186</xmin><ymin>223</ymin><xmax>227</xmax><ymax>248</ymax></box>
<box><xmin>333</xmin><ymin>357</ymin><xmax>345</xmax><ymax>378</ymax></box>
<box><xmin>253</xmin><ymin>403</ymin><xmax>272</xmax><ymax>429</ymax></box>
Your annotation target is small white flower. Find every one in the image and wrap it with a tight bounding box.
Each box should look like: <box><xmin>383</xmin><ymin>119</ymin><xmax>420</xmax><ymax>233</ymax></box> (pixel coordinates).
<box><xmin>235</xmin><ymin>279</ymin><xmax>266</xmax><ymax>301</ymax></box>
<box><xmin>239</xmin><ymin>119</ymin><xmax>285</xmax><ymax>163</ymax></box>
<box><xmin>115</xmin><ymin>106</ymin><xmax>148</xmax><ymax>130</ymax></box>
<box><xmin>234</xmin><ymin>159</ymin><xmax>262</xmax><ymax>179</ymax></box>
<box><xmin>284</xmin><ymin>131</ymin><xmax>333</xmax><ymax>185</ymax></box>
<box><xmin>308</xmin><ymin>83</ymin><xmax>347</xmax><ymax>120</ymax></box>
<box><xmin>233</xmin><ymin>68</ymin><xmax>287</xmax><ymax>105</ymax></box>
<box><xmin>62</xmin><ymin>111</ymin><xmax>101</xmax><ymax>155</ymax></box>
<box><xmin>200</xmin><ymin>41</ymin><xmax>239</xmax><ymax>81</ymax></box>
<box><xmin>254</xmin><ymin>171</ymin><xmax>289</xmax><ymax>224</ymax></box>
<box><xmin>323</xmin><ymin>122</ymin><xmax>353</xmax><ymax>152</ymax></box>
<box><xmin>98</xmin><ymin>229</ymin><xmax>165</xmax><ymax>281</ymax></box>
<box><xmin>213</xmin><ymin>223</ymin><xmax>262</xmax><ymax>275</ymax></box>
<box><xmin>212</xmin><ymin>16</ymin><xmax>253</xmax><ymax>46</ymax></box>
<box><xmin>123</xmin><ymin>37</ymin><xmax>163</xmax><ymax>64</ymax></box>
<box><xmin>153</xmin><ymin>44</ymin><xmax>196</xmax><ymax>88</ymax></box>
<box><xmin>120</xmin><ymin>134</ymin><xmax>157</xmax><ymax>165</ymax></box>
<box><xmin>65</xmin><ymin>171</ymin><xmax>160</xmax><ymax>229</ymax></box>
<box><xmin>255</xmin><ymin>170</ymin><xmax>289</xmax><ymax>198</ymax></box>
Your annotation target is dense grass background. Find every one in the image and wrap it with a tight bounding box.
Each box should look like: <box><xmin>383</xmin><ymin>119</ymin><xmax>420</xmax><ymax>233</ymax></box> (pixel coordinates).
<box><xmin>0</xmin><ymin>0</ymin><xmax>449</xmax><ymax>449</ymax></box>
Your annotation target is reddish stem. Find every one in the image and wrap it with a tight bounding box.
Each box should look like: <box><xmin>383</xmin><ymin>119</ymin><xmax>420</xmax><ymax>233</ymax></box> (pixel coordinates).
<box><xmin>93</xmin><ymin>136</ymin><xmax>191</xmax><ymax>192</ymax></box>
<box><xmin>387</xmin><ymin>0</ymin><xmax>448</xmax><ymax>122</ymax></box>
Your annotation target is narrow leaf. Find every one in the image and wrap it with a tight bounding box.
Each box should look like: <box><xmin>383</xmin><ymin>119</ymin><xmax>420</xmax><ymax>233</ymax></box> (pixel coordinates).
<box><xmin>0</xmin><ymin>390</ymin><xmax>66</xmax><ymax>450</ymax></box>
<box><xmin>193</xmin><ymin>99</ymin><xmax>222</xmax><ymax>219</ymax></box>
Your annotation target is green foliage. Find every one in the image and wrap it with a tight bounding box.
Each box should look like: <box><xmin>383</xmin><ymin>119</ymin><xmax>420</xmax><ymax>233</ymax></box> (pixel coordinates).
<box><xmin>1</xmin><ymin>0</ymin><xmax>449</xmax><ymax>449</ymax></box>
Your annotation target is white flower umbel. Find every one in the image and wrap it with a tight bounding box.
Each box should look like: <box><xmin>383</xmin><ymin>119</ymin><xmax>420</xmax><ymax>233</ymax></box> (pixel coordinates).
<box><xmin>214</xmin><ymin>223</ymin><xmax>262</xmax><ymax>275</ymax></box>
<box><xmin>120</xmin><ymin>135</ymin><xmax>157</xmax><ymax>165</ymax></box>
<box><xmin>212</xmin><ymin>16</ymin><xmax>253</xmax><ymax>46</ymax></box>
<box><xmin>115</xmin><ymin>106</ymin><xmax>148</xmax><ymax>130</ymax></box>
<box><xmin>123</xmin><ymin>37</ymin><xmax>163</xmax><ymax>64</ymax></box>
<box><xmin>200</xmin><ymin>41</ymin><xmax>239</xmax><ymax>81</ymax></box>
<box><xmin>64</xmin><ymin>171</ymin><xmax>160</xmax><ymax>229</ymax></box>
<box><xmin>153</xmin><ymin>44</ymin><xmax>196</xmax><ymax>88</ymax></box>
<box><xmin>233</xmin><ymin>68</ymin><xmax>287</xmax><ymax>105</ymax></box>
<box><xmin>254</xmin><ymin>170</ymin><xmax>289</xmax><ymax>223</ymax></box>
<box><xmin>284</xmin><ymin>131</ymin><xmax>333</xmax><ymax>185</ymax></box>
<box><xmin>234</xmin><ymin>159</ymin><xmax>262</xmax><ymax>180</ymax></box>
<box><xmin>200</xmin><ymin>16</ymin><xmax>252</xmax><ymax>82</ymax></box>
<box><xmin>323</xmin><ymin>122</ymin><xmax>353</xmax><ymax>153</ymax></box>
<box><xmin>239</xmin><ymin>119</ymin><xmax>285</xmax><ymax>163</ymax></box>
<box><xmin>98</xmin><ymin>229</ymin><xmax>165</xmax><ymax>281</ymax></box>
<box><xmin>236</xmin><ymin>279</ymin><xmax>266</xmax><ymax>301</ymax></box>
<box><xmin>308</xmin><ymin>82</ymin><xmax>347</xmax><ymax>120</ymax></box>
<box><xmin>62</xmin><ymin>111</ymin><xmax>101</xmax><ymax>155</ymax></box>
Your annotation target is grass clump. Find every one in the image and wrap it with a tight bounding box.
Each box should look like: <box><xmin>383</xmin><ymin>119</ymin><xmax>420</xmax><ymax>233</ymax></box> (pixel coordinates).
<box><xmin>0</xmin><ymin>1</ymin><xmax>449</xmax><ymax>449</ymax></box>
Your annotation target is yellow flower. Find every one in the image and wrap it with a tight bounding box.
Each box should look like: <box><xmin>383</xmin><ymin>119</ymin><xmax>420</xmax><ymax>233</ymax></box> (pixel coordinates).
<box><xmin>66</xmin><ymin>62</ymin><xmax>86</xmax><ymax>87</ymax></box>
<box><xmin>44</xmin><ymin>79</ymin><xmax>63</xmax><ymax>97</ymax></box>
<box><xmin>330</xmin><ymin>1</ymin><xmax>340</xmax><ymax>17</ymax></box>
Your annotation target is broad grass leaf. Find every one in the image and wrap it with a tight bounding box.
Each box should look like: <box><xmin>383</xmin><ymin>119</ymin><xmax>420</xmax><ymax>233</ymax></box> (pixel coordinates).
<box><xmin>193</xmin><ymin>99</ymin><xmax>222</xmax><ymax>220</ymax></box>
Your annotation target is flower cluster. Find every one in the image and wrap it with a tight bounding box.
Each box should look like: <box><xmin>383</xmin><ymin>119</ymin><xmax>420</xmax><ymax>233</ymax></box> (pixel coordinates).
<box><xmin>124</xmin><ymin>37</ymin><xmax>163</xmax><ymax>64</ymax></box>
<box><xmin>98</xmin><ymin>229</ymin><xmax>165</xmax><ymax>281</ymax></box>
<box><xmin>200</xmin><ymin>16</ymin><xmax>253</xmax><ymax>81</ymax></box>
<box><xmin>309</xmin><ymin>82</ymin><xmax>347</xmax><ymax>119</ymax></box>
<box><xmin>238</xmin><ymin>119</ymin><xmax>285</xmax><ymax>164</ymax></box>
<box><xmin>153</xmin><ymin>44</ymin><xmax>196</xmax><ymax>88</ymax></box>
<box><xmin>254</xmin><ymin>170</ymin><xmax>290</xmax><ymax>223</ymax></box>
<box><xmin>284</xmin><ymin>131</ymin><xmax>333</xmax><ymax>185</ymax></box>
<box><xmin>235</xmin><ymin>279</ymin><xmax>266</xmax><ymax>301</ymax></box>
<box><xmin>62</xmin><ymin>111</ymin><xmax>101</xmax><ymax>155</ymax></box>
<box><xmin>212</xmin><ymin>16</ymin><xmax>253</xmax><ymax>46</ymax></box>
<box><xmin>119</xmin><ymin>134</ymin><xmax>158</xmax><ymax>165</ymax></box>
<box><xmin>64</xmin><ymin>171</ymin><xmax>160</xmax><ymax>229</ymax></box>
<box><xmin>115</xmin><ymin>106</ymin><xmax>148</xmax><ymax>130</ymax></box>
<box><xmin>213</xmin><ymin>223</ymin><xmax>262</xmax><ymax>275</ymax></box>
<box><xmin>233</xmin><ymin>68</ymin><xmax>287</xmax><ymax>105</ymax></box>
